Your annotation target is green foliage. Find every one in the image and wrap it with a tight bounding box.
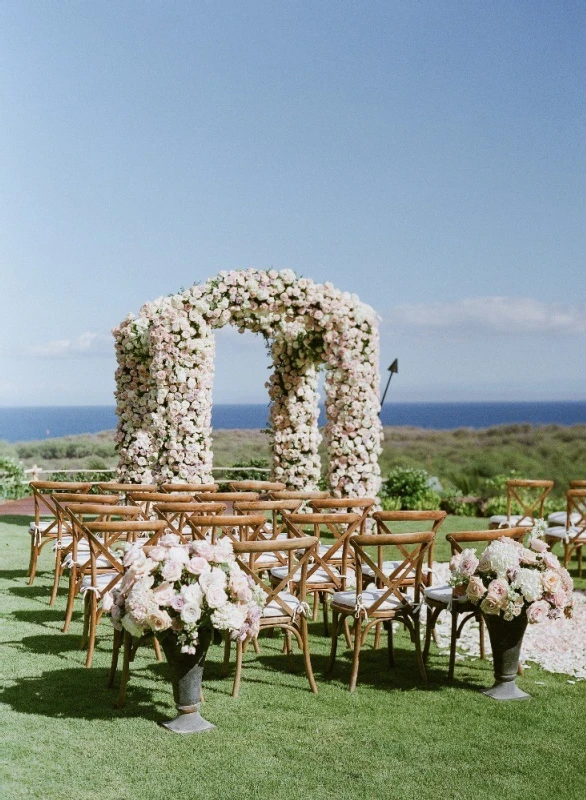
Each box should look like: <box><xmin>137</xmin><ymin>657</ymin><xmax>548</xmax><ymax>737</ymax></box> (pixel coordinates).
<box><xmin>16</xmin><ymin>436</ymin><xmax>116</xmax><ymax>462</ymax></box>
<box><xmin>0</xmin><ymin>457</ymin><xmax>29</xmax><ymax>499</ymax></box>
<box><xmin>382</xmin><ymin>467</ymin><xmax>442</xmax><ymax>510</ymax></box>
<box><xmin>218</xmin><ymin>459</ymin><xmax>271</xmax><ymax>488</ymax></box>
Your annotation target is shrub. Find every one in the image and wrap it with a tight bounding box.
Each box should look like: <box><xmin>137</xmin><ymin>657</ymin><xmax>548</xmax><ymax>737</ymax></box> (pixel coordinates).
<box><xmin>382</xmin><ymin>467</ymin><xmax>441</xmax><ymax>510</ymax></box>
<box><xmin>0</xmin><ymin>458</ymin><xmax>29</xmax><ymax>500</ymax></box>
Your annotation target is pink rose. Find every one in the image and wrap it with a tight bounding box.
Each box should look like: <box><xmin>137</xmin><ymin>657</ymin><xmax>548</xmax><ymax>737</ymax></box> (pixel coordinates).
<box><xmin>161</xmin><ymin>559</ymin><xmax>183</xmax><ymax>582</ymax></box>
<box><xmin>529</xmin><ymin>537</ymin><xmax>547</xmax><ymax>553</ymax></box>
<box><xmin>466</xmin><ymin>576</ymin><xmax>487</xmax><ymax>603</ymax></box>
<box><xmin>194</xmin><ymin>541</ymin><xmax>215</xmax><ymax>560</ymax></box>
<box><xmin>186</xmin><ymin>556</ymin><xmax>211</xmax><ymax>575</ymax></box>
<box><xmin>542</xmin><ymin>552</ymin><xmax>560</xmax><ymax>570</ymax></box>
<box><xmin>148</xmin><ymin>545</ymin><xmax>167</xmax><ymax>562</ymax></box>
<box><xmin>527</xmin><ymin>600</ymin><xmax>549</xmax><ymax>624</ymax></box>
<box><xmin>459</xmin><ymin>550</ymin><xmax>480</xmax><ymax>577</ymax></box>
<box><xmin>169</xmin><ymin>594</ymin><xmax>185</xmax><ymax>611</ymax></box>
<box><xmin>101</xmin><ymin>591</ymin><xmax>114</xmax><ymax>613</ymax></box>
<box><xmin>153</xmin><ymin>581</ymin><xmax>176</xmax><ymax>606</ymax></box>
<box><xmin>205</xmin><ymin>585</ymin><xmax>228</xmax><ymax>609</ymax></box>
<box><xmin>148</xmin><ymin>609</ymin><xmax>173</xmax><ymax>632</ymax></box>
<box><xmin>542</xmin><ymin>569</ymin><xmax>562</xmax><ymax>594</ymax></box>
<box><xmin>520</xmin><ymin>548</ymin><xmax>538</xmax><ymax>566</ymax></box>
<box><xmin>550</xmin><ymin>590</ymin><xmax>568</xmax><ymax>609</ymax></box>
<box><xmin>487</xmin><ymin>579</ymin><xmax>509</xmax><ymax>607</ymax></box>
<box><xmin>480</xmin><ymin>596</ymin><xmax>502</xmax><ymax>616</ymax></box>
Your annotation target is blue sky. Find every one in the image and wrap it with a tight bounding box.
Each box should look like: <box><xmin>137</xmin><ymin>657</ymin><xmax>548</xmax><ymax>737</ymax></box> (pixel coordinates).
<box><xmin>1</xmin><ymin>1</ymin><xmax>584</xmax><ymax>405</ymax></box>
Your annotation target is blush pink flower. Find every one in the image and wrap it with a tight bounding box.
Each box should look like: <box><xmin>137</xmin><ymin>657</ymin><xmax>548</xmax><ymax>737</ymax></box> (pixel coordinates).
<box><xmin>527</xmin><ymin>600</ymin><xmax>549</xmax><ymax>624</ymax></box>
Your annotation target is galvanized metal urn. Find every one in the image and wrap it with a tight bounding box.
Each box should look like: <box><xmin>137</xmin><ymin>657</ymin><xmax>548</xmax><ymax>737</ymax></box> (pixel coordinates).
<box><xmin>160</xmin><ymin>628</ymin><xmax>216</xmax><ymax>733</ymax></box>
<box><xmin>481</xmin><ymin>613</ymin><xmax>530</xmax><ymax>701</ymax></box>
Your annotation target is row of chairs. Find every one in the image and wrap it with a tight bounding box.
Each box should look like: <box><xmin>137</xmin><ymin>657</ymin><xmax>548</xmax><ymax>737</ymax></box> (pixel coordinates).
<box><xmin>487</xmin><ymin>478</ymin><xmax>586</xmax><ymax>576</ymax></box>
<box><xmin>23</xmin><ymin>479</ymin><xmax>552</xmax><ymax>698</ymax></box>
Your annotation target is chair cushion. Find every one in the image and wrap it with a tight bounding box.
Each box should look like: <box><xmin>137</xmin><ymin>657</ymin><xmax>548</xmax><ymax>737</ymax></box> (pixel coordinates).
<box><xmin>270</xmin><ymin>565</ymin><xmax>341</xmax><ymax>585</ymax></box>
<box><xmin>262</xmin><ymin>591</ymin><xmax>302</xmax><ymax>618</ymax></box>
<box><xmin>80</xmin><ymin>573</ymin><xmax>118</xmax><ymax>592</ymax></box>
<box><xmin>244</xmin><ymin>552</ymin><xmax>285</xmax><ymax>566</ymax></box>
<box><xmin>361</xmin><ymin>560</ymin><xmax>431</xmax><ymax>579</ymax></box>
<box><xmin>489</xmin><ymin>515</ymin><xmax>533</xmax><ymax>528</ymax></box>
<box><xmin>548</xmin><ymin>511</ymin><xmax>581</xmax><ymax>527</ymax></box>
<box><xmin>424</xmin><ymin>584</ymin><xmax>470</xmax><ymax>605</ymax></box>
<box><xmin>331</xmin><ymin>588</ymin><xmax>404</xmax><ymax>611</ymax></box>
<box><xmin>546</xmin><ymin>526</ymin><xmax>570</xmax><ymax>540</ymax></box>
<box><xmin>29</xmin><ymin>520</ymin><xmax>56</xmax><ymax>533</ymax></box>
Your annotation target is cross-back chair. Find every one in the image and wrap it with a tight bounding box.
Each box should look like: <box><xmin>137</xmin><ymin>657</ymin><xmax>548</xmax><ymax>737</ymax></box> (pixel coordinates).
<box><xmin>76</xmin><ymin>517</ymin><xmax>167</xmax><ymax>667</ymax></box>
<box><xmin>326</xmin><ymin>523</ymin><xmax>436</xmax><ymax>692</ymax></box>
<box><xmin>160</xmin><ymin>482</ymin><xmax>219</xmax><ymax>496</ymax></box>
<box><xmin>27</xmin><ymin>481</ymin><xmax>91</xmax><ymax>584</ymax></box>
<box><xmin>268</xmin><ymin>489</ymin><xmax>330</xmax><ymax>512</ymax></box>
<box><xmin>185</xmin><ymin>513</ymin><xmax>267</xmax><ymax>548</ymax></box>
<box><xmin>49</xmin><ymin>492</ymin><xmax>126</xmax><ymax>604</ymax></box>
<box><xmin>546</xmin><ymin>489</ymin><xmax>586</xmax><ymax>576</ymax></box>
<box><xmin>97</xmin><ymin>482</ymin><xmax>158</xmax><ymax>501</ymax></box>
<box><xmin>193</xmin><ymin>491</ymin><xmax>260</xmax><ymax>506</ymax></box>
<box><xmin>271</xmin><ymin>512</ymin><xmax>362</xmax><ymax>633</ymax></box>
<box><xmin>233</xmin><ymin>499</ymin><xmax>302</xmax><ymax>540</ymax></box>
<box><xmin>489</xmin><ymin>479</ymin><xmax>553</xmax><ymax>529</ymax></box>
<box><xmin>423</xmin><ymin>527</ymin><xmax>527</xmax><ymax>680</ymax></box>
<box><xmin>60</xmin><ymin>503</ymin><xmax>143</xmax><ymax>635</ymax></box>
<box><xmin>226</xmin><ymin>536</ymin><xmax>319</xmax><ymax>697</ymax></box>
<box><xmin>127</xmin><ymin>491</ymin><xmax>193</xmax><ymax>519</ymax></box>
<box><xmin>228</xmin><ymin>480</ymin><xmax>286</xmax><ymax>495</ymax></box>
<box><xmin>153</xmin><ymin>501</ymin><xmax>227</xmax><ymax>542</ymax></box>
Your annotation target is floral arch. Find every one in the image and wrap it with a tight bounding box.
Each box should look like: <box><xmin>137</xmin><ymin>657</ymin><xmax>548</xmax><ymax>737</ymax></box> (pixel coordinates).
<box><xmin>113</xmin><ymin>269</ymin><xmax>383</xmax><ymax>497</ymax></box>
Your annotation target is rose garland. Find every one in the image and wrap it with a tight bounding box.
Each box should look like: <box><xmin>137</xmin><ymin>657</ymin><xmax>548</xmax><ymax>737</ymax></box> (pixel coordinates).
<box><xmin>113</xmin><ymin>269</ymin><xmax>382</xmax><ymax>496</ymax></box>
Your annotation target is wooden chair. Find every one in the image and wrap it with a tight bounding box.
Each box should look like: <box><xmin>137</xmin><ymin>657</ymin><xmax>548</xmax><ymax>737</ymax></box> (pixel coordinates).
<box><xmin>233</xmin><ymin>499</ymin><xmax>302</xmax><ymax>541</ymax></box>
<box><xmin>97</xmin><ymin>482</ymin><xmax>158</xmax><ymax>501</ymax></box>
<box><xmin>193</xmin><ymin>491</ymin><xmax>259</xmax><ymax>506</ymax></box>
<box><xmin>75</xmin><ymin>517</ymin><xmax>167</xmax><ymax>667</ymax></box>
<box><xmin>309</xmin><ymin>498</ymin><xmax>375</xmax><ymax>567</ymax></box>
<box><xmin>271</xmin><ymin>512</ymin><xmax>362</xmax><ymax>634</ymax></box>
<box><xmin>153</xmin><ymin>501</ymin><xmax>227</xmax><ymax>542</ymax></box>
<box><xmin>185</xmin><ymin>514</ymin><xmax>267</xmax><ymax>550</ymax></box>
<box><xmin>269</xmin><ymin>489</ymin><xmax>330</xmax><ymax>513</ymax></box>
<box><xmin>60</xmin><ymin>503</ymin><xmax>143</xmax><ymax>636</ymax></box>
<box><xmin>423</xmin><ymin>527</ymin><xmax>527</xmax><ymax>679</ymax></box>
<box><xmin>226</xmin><ymin>536</ymin><xmax>319</xmax><ymax>697</ymax></box>
<box><xmin>49</xmin><ymin>492</ymin><xmax>125</xmax><ymax>604</ymax></box>
<box><xmin>326</xmin><ymin>524</ymin><xmax>436</xmax><ymax>692</ymax></box>
<box><xmin>160</xmin><ymin>482</ymin><xmax>219</xmax><ymax>495</ymax></box>
<box><xmin>546</xmin><ymin>489</ymin><xmax>586</xmax><ymax>576</ymax></box>
<box><xmin>127</xmin><ymin>491</ymin><xmax>193</xmax><ymax>519</ymax></box>
<box><xmin>362</xmin><ymin>511</ymin><xmax>446</xmax><ymax>649</ymax></box>
<box><xmin>27</xmin><ymin>481</ymin><xmax>91</xmax><ymax>585</ymax></box>
<box><xmin>489</xmin><ymin>479</ymin><xmax>553</xmax><ymax>529</ymax></box>
<box><xmin>228</xmin><ymin>480</ymin><xmax>286</xmax><ymax>495</ymax></box>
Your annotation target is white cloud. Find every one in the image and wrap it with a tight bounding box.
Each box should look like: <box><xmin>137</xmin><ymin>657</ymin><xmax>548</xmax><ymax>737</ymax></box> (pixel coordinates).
<box><xmin>27</xmin><ymin>331</ymin><xmax>114</xmax><ymax>358</ymax></box>
<box><xmin>384</xmin><ymin>297</ymin><xmax>586</xmax><ymax>336</ymax></box>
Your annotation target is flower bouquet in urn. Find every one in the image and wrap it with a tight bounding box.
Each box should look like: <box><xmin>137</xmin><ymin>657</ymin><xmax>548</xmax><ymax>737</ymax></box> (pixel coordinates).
<box><xmin>448</xmin><ymin>521</ymin><xmax>573</xmax><ymax>700</ymax></box>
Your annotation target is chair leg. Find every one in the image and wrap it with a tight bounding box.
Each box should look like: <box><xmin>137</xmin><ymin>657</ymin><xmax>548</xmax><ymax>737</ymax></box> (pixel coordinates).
<box><xmin>349</xmin><ymin>617</ymin><xmax>363</xmax><ymax>692</ymax></box>
<box><xmin>479</xmin><ymin>616</ymin><xmax>486</xmax><ymax>659</ymax></box>
<box><xmin>62</xmin><ymin>570</ymin><xmax>77</xmax><ymax>632</ymax></box>
<box><xmin>80</xmin><ymin>592</ymin><xmax>90</xmax><ymax>649</ymax></box>
<box><xmin>448</xmin><ymin>611</ymin><xmax>458</xmax><ymax>681</ymax></box>
<box><xmin>116</xmin><ymin>632</ymin><xmax>133</xmax><ymax>708</ymax></box>
<box><xmin>343</xmin><ymin>617</ymin><xmax>352</xmax><ymax>649</ymax></box>
<box><xmin>153</xmin><ymin>636</ymin><xmax>163</xmax><ymax>661</ymax></box>
<box><xmin>579</xmin><ymin>546</ymin><xmax>583</xmax><ymax>578</ymax></box>
<box><xmin>221</xmin><ymin>632</ymin><xmax>231</xmax><ymax>677</ymax></box>
<box><xmin>28</xmin><ymin>541</ymin><xmax>39</xmax><ymax>585</ymax></box>
<box><xmin>423</xmin><ymin>607</ymin><xmax>433</xmax><ymax>664</ymax></box>
<box><xmin>285</xmin><ymin>630</ymin><xmax>294</xmax><ymax>671</ymax></box>
<box><xmin>387</xmin><ymin>621</ymin><xmax>395</xmax><ymax>667</ymax></box>
<box><xmin>49</xmin><ymin>551</ymin><xmax>62</xmax><ymax>606</ymax></box>
<box><xmin>300</xmin><ymin>617</ymin><xmax>318</xmax><ymax>694</ymax></box>
<box><xmin>325</xmin><ymin>609</ymin><xmax>339</xmax><ymax>674</ymax></box>
<box><xmin>322</xmin><ymin>593</ymin><xmax>329</xmax><ymax>636</ymax></box>
<box><xmin>85</xmin><ymin>593</ymin><xmax>98</xmax><ymax>668</ymax></box>
<box><xmin>232</xmin><ymin>640</ymin><xmax>244</xmax><ymax>698</ymax></box>
<box><xmin>108</xmin><ymin>627</ymin><xmax>123</xmax><ymax>687</ymax></box>
<box><xmin>413</xmin><ymin>614</ymin><xmax>427</xmax><ymax>683</ymax></box>
<box><xmin>312</xmin><ymin>591</ymin><xmax>319</xmax><ymax>622</ymax></box>
<box><xmin>373</xmin><ymin>621</ymin><xmax>382</xmax><ymax>650</ymax></box>
<box><xmin>252</xmin><ymin>636</ymin><xmax>261</xmax><ymax>655</ymax></box>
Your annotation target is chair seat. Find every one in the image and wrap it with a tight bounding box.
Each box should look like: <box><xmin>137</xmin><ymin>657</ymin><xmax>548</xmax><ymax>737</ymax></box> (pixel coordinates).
<box><xmin>362</xmin><ymin>560</ymin><xmax>431</xmax><ymax>579</ymax></box>
<box><xmin>489</xmin><ymin>515</ymin><xmax>534</xmax><ymax>528</ymax></box>
<box><xmin>71</xmin><ymin>554</ymin><xmax>113</xmax><ymax>568</ymax></box>
<box><xmin>245</xmin><ymin>552</ymin><xmax>285</xmax><ymax>566</ymax></box>
<box><xmin>548</xmin><ymin>511</ymin><xmax>581</xmax><ymax>527</ymax></box>
<box><xmin>331</xmin><ymin>588</ymin><xmax>404</xmax><ymax>612</ymax></box>
<box><xmin>546</xmin><ymin>526</ymin><xmax>586</xmax><ymax>542</ymax></box>
<box><xmin>80</xmin><ymin>573</ymin><xmax>117</xmax><ymax>592</ymax></box>
<box><xmin>270</xmin><ymin>565</ymin><xmax>342</xmax><ymax>585</ymax></box>
<box><xmin>423</xmin><ymin>583</ymin><xmax>469</xmax><ymax>605</ymax></box>
<box><xmin>262</xmin><ymin>591</ymin><xmax>302</xmax><ymax>618</ymax></box>
<box><xmin>29</xmin><ymin>520</ymin><xmax>56</xmax><ymax>534</ymax></box>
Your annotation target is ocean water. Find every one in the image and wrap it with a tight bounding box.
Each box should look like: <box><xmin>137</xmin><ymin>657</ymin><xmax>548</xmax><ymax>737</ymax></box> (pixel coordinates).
<box><xmin>0</xmin><ymin>402</ymin><xmax>585</xmax><ymax>443</ymax></box>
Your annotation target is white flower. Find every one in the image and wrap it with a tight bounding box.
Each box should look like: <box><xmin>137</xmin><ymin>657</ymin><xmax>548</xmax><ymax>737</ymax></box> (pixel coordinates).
<box><xmin>511</xmin><ymin>568</ymin><xmax>543</xmax><ymax>603</ymax></box>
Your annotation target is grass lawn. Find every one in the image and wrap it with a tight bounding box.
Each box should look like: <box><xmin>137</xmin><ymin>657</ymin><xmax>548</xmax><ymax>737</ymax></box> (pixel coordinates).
<box><xmin>1</xmin><ymin>515</ymin><xmax>585</xmax><ymax>800</ymax></box>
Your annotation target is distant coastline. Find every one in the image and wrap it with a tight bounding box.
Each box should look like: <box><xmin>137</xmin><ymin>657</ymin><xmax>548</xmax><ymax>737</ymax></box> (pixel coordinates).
<box><xmin>1</xmin><ymin>401</ymin><xmax>586</xmax><ymax>443</ymax></box>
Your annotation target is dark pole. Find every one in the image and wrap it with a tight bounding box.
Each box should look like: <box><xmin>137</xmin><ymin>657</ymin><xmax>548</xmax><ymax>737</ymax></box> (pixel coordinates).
<box><xmin>379</xmin><ymin>359</ymin><xmax>398</xmax><ymax>415</ymax></box>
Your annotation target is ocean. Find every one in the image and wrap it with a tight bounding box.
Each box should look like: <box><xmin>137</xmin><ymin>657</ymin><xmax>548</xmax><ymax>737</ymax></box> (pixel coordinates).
<box><xmin>0</xmin><ymin>402</ymin><xmax>585</xmax><ymax>443</ymax></box>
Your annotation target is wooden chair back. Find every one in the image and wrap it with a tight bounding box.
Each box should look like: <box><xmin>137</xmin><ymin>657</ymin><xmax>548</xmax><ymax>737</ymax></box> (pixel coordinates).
<box><xmin>373</xmin><ymin>510</ymin><xmax>447</xmax><ymax>585</ymax></box>
<box><xmin>160</xmin><ymin>482</ymin><xmax>219</xmax><ymax>496</ymax></box>
<box><xmin>185</xmin><ymin>513</ymin><xmax>267</xmax><ymax>544</ymax></box>
<box><xmin>193</xmin><ymin>491</ymin><xmax>260</xmax><ymax>504</ymax></box>
<box><xmin>446</xmin><ymin>526</ymin><xmax>527</xmax><ymax>556</ymax></box>
<box><xmin>567</xmin><ymin>489</ymin><xmax>586</xmax><ymax>534</ymax></box>
<box><xmin>228</xmin><ymin>480</ymin><xmax>286</xmax><ymax>494</ymax></box>
<box><xmin>506</xmin><ymin>479</ymin><xmax>554</xmax><ymax>525</ymax></box>
<box><xmin>233</xmin><ymin>499</ymin><xmax>302</xmax><ymax>540</ymax></box>
<box><xmin>232</xmin><ymin>536</ymin><xmax>318</xmax><ymax>619</ymax></box>
<box><xmin>30</xmin><ymin>481</ymin><xmax>92</xmax><ymax>538</ymax></box>
<box><xmin>309</xmin><ymin>497</ymin><xmax>375</xmax><ymax>533</ymax></box>
<box><xmin>569</xmin><ymin>481</ymin><xmax>586</xmax><ymax>489</ymax></box>
<box><xmin>351</xmin><ymin>530</ymin><xmax>436</xmax><ymax>614</ymax></box>
<box><xmin>97</xmin><ymin>482</ymin><xmax>158</xmax><ymax>497</ymax></box>
<box><xmin>284</xmin><ymin>512</ymin><xmax>362</xmax><ymax>587</ymax></box>
<box><xmin>153</xmin><ymin>501</ymin><xmax>227</xmax><ymax>542</ymax></box>
<box><xmin>127</xmin><ymin>491</ymin><xmax>192</xmax><ymax>519</ymax></box>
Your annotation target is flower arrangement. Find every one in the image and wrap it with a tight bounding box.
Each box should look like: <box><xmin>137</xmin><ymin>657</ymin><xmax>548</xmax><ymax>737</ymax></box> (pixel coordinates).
<box><xmin>113</xmin><ymin>268</ymin><xmax>383</xmax><ymax>497</ymax></box>
<box><xmin>449</xmin><ymin>522</ymin><xmax>574</xmax><ymax>623</ymax></box>
<box><xmin>102</xmin><ymin>534</ymin><xmax>265</xmax><ymax>653</ymax></box>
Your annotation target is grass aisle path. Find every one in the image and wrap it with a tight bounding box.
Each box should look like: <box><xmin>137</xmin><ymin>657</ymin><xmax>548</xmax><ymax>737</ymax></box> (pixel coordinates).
<box><xmin>1</xmin><ymin>516</ymin><xmax>585</xmax><ymax>800</ymax></box>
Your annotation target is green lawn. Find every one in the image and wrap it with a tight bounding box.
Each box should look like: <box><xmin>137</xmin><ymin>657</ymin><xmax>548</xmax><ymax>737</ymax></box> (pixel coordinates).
<box><xmin>1</xmin><ymin>515</ymin><xmax>585</xmax><ymax>800</ymax></box>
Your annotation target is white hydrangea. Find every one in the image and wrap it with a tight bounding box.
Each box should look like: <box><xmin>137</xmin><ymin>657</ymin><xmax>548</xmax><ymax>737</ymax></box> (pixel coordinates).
<box><xmin>511</xmin><ymin>567</ymin><xmax>544</xmax><ymax>603</ymax></box>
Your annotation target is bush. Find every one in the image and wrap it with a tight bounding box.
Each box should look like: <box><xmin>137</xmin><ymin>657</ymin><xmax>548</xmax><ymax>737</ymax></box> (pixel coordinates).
<box><xmin>0</xmin><ymin>458</ymin><xmax>29</xmax><ymax>500</ymax></box>
<box><xmin>382</xmin><ymin>467</ymin><xmax>441</xmax><ymax>510</ymax></box>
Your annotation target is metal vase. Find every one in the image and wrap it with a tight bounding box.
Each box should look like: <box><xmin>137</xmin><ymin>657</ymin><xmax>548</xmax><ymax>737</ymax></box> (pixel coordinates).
<box><xmin>160</xmin><ymin>628</ymin><xmax>216</xmax><ymax>733</ymax></box>
<box><xmin>482</xmin><ymin>613</ymin><xmax>530</xmax><ymax>701</ymax></box>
